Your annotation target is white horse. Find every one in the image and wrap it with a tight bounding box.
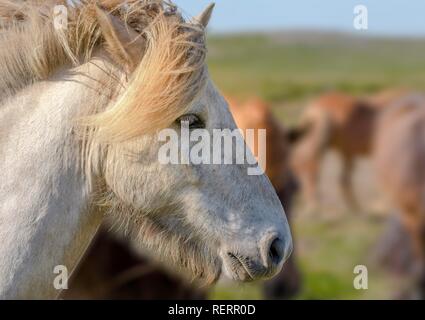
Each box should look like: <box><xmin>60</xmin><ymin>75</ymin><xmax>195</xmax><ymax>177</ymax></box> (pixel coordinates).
<box><xmin>0</xmin><ymin>0</ymin><xmax>292</xmax><ymax>299</ymax></box>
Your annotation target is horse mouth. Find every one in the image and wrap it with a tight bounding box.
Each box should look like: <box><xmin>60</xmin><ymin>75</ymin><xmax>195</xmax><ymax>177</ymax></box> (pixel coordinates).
<box><xmin>222</xmin><ymin>252</ymin><xmax>255</xmax><ymax>282</ymax></box>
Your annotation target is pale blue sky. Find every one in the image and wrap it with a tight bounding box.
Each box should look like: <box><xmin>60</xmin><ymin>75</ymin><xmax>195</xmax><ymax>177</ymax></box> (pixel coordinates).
<box><xmin>175</xmin><ymin>0</ymin><xmax>425</xmax><ymax>36</ymax></box>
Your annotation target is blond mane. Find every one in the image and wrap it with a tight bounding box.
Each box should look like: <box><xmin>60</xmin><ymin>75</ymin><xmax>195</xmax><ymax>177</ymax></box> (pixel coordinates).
<box><xmin>0</xmin><ymin>0</ymin><xmax>207</xmax><ymax>141</ymax></box>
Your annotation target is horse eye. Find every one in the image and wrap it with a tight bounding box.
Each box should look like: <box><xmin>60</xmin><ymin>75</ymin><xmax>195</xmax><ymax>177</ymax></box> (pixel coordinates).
<box><xmin>176</xmin><ymin>114</ymin><xmax>205</xmax><ymax>129</ymax></box>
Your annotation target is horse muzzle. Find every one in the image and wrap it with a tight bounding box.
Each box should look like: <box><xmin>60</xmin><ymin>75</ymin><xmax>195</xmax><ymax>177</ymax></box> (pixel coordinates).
<box><xmin>220</xmin><ymin>232</ymin><xmax>292</xmax><ymax>282</ymax></box>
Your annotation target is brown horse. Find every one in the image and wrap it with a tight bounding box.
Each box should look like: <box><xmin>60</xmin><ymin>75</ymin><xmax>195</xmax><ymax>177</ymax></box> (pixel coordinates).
<box><xmin>290</xmin><ymin>91</ymin><xmax>401</xmax><ymax>210</ymax></box>
<box><xmin>373</xmin><ymin>93</ymin><xmax>425</xmax><ymax>297</ymax></box>
<box><xmin>365</xmin><ymin>87</ymin><xmax>411</xmax><ymax>110</ymax></box>
<box><xmin>64</xmin><ymin>96</ymin><xmax>301</xmax><ymax>300</ymax></box>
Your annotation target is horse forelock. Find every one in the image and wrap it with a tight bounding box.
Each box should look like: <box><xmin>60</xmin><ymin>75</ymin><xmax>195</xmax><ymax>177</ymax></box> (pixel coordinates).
<box><xmin>83</xmin><ymin>4</ymin><xmax>208</xmax><ymax>142</ymax></box>
<box><xmin>0</xmin><ymin>0</ymin><xmax>208</xmax><ymax>141</ymax></box>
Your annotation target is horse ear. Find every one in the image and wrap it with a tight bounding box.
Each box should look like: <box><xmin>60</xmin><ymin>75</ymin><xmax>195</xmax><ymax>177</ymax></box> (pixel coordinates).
<box><xmin>192</xmin><ymin>3</ymin><xmax>215</xmax><ymax>27</ymax></box>
<box><xmin>94</xmin><ymin>6</ymin><xmax>145</xmax><ymax>71</ymax></box>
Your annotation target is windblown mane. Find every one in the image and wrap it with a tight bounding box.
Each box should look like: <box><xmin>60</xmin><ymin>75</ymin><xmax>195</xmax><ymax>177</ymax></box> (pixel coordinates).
<box><xmin>0</xmin><ymin>0</ymin><xmax>207</xmax><ymax>141</ymax></box>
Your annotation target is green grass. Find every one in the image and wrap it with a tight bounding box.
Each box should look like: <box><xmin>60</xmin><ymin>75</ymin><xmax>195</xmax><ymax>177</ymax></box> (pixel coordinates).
<box><xmin>294</xmin><ymin>212</ymin><xmax>393</xmax><ymax>299</ymax></box>
<box><xmin>207</xmin><ymin>32</ymin><xmax>425</xmax><ymax>105</ymax></box>
<box><xmin>206</xmin><ymin>31</ymin><xmax>419</xmax><ymax>299</ymax></box>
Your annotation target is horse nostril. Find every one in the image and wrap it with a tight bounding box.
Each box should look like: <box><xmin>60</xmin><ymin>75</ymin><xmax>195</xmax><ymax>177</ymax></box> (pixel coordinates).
<box><xmin>268</xmin><ymin>237</ymin><xmax>285</xmax><ymax>266</ymax></box>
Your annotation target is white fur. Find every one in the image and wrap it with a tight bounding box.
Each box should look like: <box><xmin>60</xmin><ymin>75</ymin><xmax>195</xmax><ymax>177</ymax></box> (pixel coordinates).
<box><xmin>0</xmin><ymin>3</ymin><xmax>292</xmax><ymax>298</ymax></box>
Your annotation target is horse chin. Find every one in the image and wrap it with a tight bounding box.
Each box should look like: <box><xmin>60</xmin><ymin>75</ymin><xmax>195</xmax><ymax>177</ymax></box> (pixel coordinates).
<box><xmin>189</xmin><ymin>251</ymin><xmax>222</xmax><ymax>286</ymax></box>
<box><xmin>199</xmin><ymin>262</ymin><xmax>222</xmax><ymax>286</ymax></box>
<box><xmin>109</xmin><ymin>202</ymin><xmax>223</xmax><ymax>285</ymax></box>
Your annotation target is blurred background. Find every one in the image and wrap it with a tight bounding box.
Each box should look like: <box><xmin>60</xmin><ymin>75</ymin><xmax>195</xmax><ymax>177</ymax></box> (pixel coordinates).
<box><xmin>191</xmin><ymin>0</ymin><xmax>425</xmax><ymax>299</ymax></box>
<box><xmin>66</xmin><ymin>0</ymin><xmax>425</xmax><ymax>300</ymax></box>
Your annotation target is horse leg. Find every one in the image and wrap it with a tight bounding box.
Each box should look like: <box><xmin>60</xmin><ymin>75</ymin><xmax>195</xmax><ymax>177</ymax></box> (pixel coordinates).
<box><xmin>263</xmin><ymin>253</ymin><xmax>301</xmax><ymax>299</ymax></box>
<box><xmin>299</xmin><ymin>160</ymin><xmax>321</xmax><ymax>212</ymax></box>
<box><xmin>340</xmin><ymin>155</ymin><xmax>359</xmax><ymax>210</ymax></box>
<box><xmin>374</xmin><ymin>212</ymin><xmax>414</xmax><ymax>275</ymax></box>
<box><xmin>400</xmin><ymin>212</ymin><xmax>425</xmax><ymax>298</ymax></box>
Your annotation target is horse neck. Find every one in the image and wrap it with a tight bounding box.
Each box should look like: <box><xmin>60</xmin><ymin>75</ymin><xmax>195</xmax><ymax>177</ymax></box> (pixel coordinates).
<box><xmin>0</xmin><ymin>57</ymin><xmax>116</xmax><ymax>298</ymax></box>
